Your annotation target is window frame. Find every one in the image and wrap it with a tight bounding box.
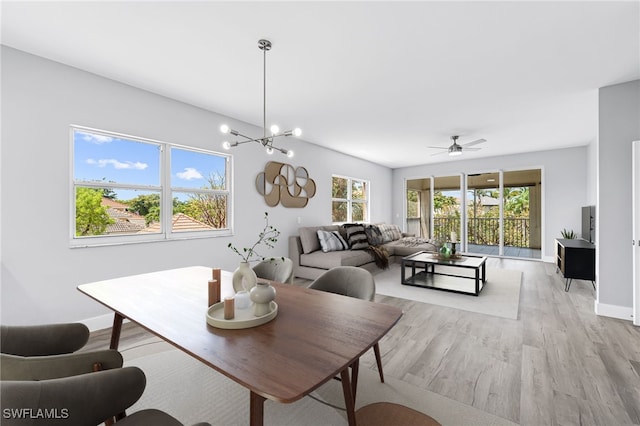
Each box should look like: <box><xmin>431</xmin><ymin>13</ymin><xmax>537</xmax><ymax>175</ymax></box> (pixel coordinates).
<box><xmin>331</xmin><ymin>174</ymin><xmax>370</xmax><ymax>224</ymax></box>
<box><xmin>70</xmin><ymin>125</ymin><xmax>232</xmax><ymax>247</ymax></box>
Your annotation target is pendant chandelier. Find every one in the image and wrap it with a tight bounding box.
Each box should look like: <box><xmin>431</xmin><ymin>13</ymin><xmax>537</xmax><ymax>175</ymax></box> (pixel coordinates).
<box><xmin>221</xmin><ymin>39</ymin><xmax>300</xmax><ymax>157</ymax></box>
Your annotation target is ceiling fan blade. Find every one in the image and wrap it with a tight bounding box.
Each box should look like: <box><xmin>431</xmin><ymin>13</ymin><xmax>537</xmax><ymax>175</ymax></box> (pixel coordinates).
<box><xmin>462</xmin><ymin>138</ymin><xmax>486</xmax><ymax>147</ymax></box>
<box><xmin>463</xmin><ymin>147</ymin><xmax>482</xmax><ymax>151</ymax></box>
<box><xmin>430</xmin><ymin>150</ymin><xmax>449</xmax><ymax>156</ymax></box>
<box><xmin>427</xmin><ymin>146</ymin><xmax>448</xmax><ymax>150</ymax></box>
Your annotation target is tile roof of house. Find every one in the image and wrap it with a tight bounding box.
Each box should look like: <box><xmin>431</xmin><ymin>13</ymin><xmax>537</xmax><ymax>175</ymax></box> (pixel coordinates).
<box><xmin>103</xmin><ymin>205</ymin><xmax>147</xmax><ymax>234</ymax></box>
<box><xmin>100</xmin><ymin>199</ymin><xmax>148</xmax><ymax>234</ymax></box>
<box><xmin>137</xmin><ymin>213</ymin><xmax>214</xmax><ymax>233</ymax></box>
<box><xmin>105</xmin><ymin>219</ymin><xmax>145</xmax><ymax>234</ymax></box>
<box><xmin>101</xmin><ymin>197</ymin><xmax>130</xmax><ymax>210</ymax></box>
<box><xmin>105</xmin><ymin>207</ymin><xmax>145</xmax><ymax>223</ymax></box>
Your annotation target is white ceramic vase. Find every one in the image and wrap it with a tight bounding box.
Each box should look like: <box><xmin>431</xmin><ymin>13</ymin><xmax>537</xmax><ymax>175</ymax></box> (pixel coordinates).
<box><xmin>232</xmin><ymin>261</ymin><xmax>257</xmax><ymax>293</ymax></box>
<box><xmin>249</xmin><ymin>281</ymin><xmax>276</xmax><ymax>317</ymax></box>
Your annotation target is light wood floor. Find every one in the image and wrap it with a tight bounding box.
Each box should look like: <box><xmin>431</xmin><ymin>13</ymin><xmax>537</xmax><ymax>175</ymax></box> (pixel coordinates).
<box><xmin>86</xmin><ymin>258</ymin><xmax>640</xmax><ymax>426</ymax></box>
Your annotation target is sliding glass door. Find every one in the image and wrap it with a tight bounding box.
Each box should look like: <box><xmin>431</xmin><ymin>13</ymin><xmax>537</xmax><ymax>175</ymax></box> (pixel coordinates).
<box><xmin>466</xmin><ymin>172</ymin><xmax>500</xmax><ymax>255</ymax></box>
<box><xmin>502</xmin><ymin>169</ymin><xmax>541</xmax><ymax>259</ymax></box>
<box><xmin>433</xmin><ymin>175</ymin><xmax>462</xmax><ymax>245</ymax></box>
<box><xmin>465</xmin><ymin>169</ymin><xmax>542</xmax><ymax>259</ymax></box>
<box><xmin>404</xmin><ymin>168</ymin><xmax>542</xmax><ymax>260</ymax></box>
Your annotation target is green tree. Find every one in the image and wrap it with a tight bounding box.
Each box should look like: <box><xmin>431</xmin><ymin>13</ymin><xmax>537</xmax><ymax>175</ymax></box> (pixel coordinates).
<box><xmin>433</xmin><ymin>191</ymin><xmax>459</xmax><ymax>216</ymax></box>
<box><xmin>127</xmin><ymin>193</ymin><xmax>161</xmax><ymax>225</ymax></box>
<box><xmin>102</xmin><ymin>188</ymin><xmax>117</xmax><ymax>199</ymax></box>
<box><xmin>504</xmin><ymin>187</ymin><xmax>529</xmax><ymax>216</ymax></box>
<box><xmin>182</xmin><ymin>172</ymin><xmax>227</xmax><ymax>228</ymax></box>
<box><xmin>332</xmin><ymin>177</ymin><xmax>348</xmax><ymax>198</ymax></box>
<box><xmin>407</xmin><ymin>190</ymin><xmax>419</xmax><ymax>218</ymax></box>
<box><xmin>331</xmin><ymin>177</ymin><xmax>348</xmax><ymax>221</ymax></box>
<box><xmin>75</xmin><ymin>187</ymin><xmax>113</xmax><ymax>236</ymax></box>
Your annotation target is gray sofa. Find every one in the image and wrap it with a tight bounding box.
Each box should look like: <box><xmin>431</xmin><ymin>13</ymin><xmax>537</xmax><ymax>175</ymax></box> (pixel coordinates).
<box><xmin>289</xmin><ymin>223</ymin><xmax>437</xmax><ymax>280</ymax></box>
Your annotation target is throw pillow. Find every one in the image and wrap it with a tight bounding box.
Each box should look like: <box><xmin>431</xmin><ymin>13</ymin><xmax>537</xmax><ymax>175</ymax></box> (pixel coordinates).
<box><xmin>317</xmin><ymin>230</ymin><xmax>349</xmax><ymax>253</ymax></box>
<box><xmin>299</xmin><ymin>225</ymin><xmax>340</xmax><ymax>254</ymax></box>
<box><xmin>388</xmin><ymin>224</ymin><xmax>402</xmax><ymax>241</ymax></box>
<box><xmin>378</xmin><ymin>224</ymin><xmax>403</xmax><ymax>243</ymax></box>
<box><xmin>299</xmin><ymin>226</ymin><xmax>323</xmax><ymax>254</ymax></box>
<box><xmin>377</xmin><ymin>224</ymin><xmax>393</xmax><ymax>243</ymax></box>
<box><xmin>342</xmin><ymin>223</ymin><xmax>370</xmax><ymax>250</ymax></box>
<box><xmin>365</xmin><ymin>224</ymin><xmax>384</xmax><ymax>246</ymax></box>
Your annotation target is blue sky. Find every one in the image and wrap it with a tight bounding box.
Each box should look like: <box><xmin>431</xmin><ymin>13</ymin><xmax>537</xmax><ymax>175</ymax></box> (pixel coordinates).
<box><xmin>74</xmin><ymin>130</ymin><xmax>226</xmax><ymax>201</ymax></box>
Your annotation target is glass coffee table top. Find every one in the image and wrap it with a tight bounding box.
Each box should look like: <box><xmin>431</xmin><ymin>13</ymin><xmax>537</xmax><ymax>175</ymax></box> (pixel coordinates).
<box><xmin>401</xmin><ymin>251</ymin><xmax>487</xmax><ymax>296</ymax></box>
<box><xmin>403</xmin><ymin>251</ymin><xmax>486</xmax><ymax>268</ymax></box>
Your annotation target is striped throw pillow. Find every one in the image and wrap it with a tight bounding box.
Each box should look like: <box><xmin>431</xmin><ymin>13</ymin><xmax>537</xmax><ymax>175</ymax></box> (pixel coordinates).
<box><xmin>317</xmin><ymin>230</ymin><xmax>349</xmax><ymax>253</ymax></box>
<box><xmin>378</xmin><ymin>224</ymin><xmax>402</xmax><ymax>243</ymax></box>
<box><xmin>342</xmin><ymin>223</ymin><xmax>370</xmax><ymax>250</ymax></box>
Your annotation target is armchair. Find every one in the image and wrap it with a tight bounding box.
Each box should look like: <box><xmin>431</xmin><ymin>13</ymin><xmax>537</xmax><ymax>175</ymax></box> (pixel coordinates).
<box><xmin>253</xmin><ymin>257</ymin><xmax>294</xmax><ymax>284</ymax></box>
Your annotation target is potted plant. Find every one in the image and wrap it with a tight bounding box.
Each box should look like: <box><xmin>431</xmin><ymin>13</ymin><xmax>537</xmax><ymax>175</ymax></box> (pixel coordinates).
<box><xmin>560</xmin><ymin>228</ymin><xmax>577</xmax><ymax>239</ymax></box>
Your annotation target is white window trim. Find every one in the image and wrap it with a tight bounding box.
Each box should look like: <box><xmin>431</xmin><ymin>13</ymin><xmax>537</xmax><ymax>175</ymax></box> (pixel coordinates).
<box><xmin>70</xmin><ymin>125</ymin><xmax>232</xmax><ymax>248</ymax></box>
<box><xmin>331</xmin><ymin>174</ymin><xmax>370</xmax><ymax>224</ymax></box>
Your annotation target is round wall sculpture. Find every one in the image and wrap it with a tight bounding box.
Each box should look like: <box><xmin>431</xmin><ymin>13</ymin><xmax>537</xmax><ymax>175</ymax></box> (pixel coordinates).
<box><xmin>255</xmin><ymin>161</ymin><xmax>316</xmax><ymax>208</ymax></box>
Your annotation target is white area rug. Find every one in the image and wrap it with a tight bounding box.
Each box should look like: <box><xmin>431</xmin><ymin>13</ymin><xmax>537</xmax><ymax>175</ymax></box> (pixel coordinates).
<box><xmin>373</xmin><ymin>264</ymin><xmax>522</xmax><ymax>319</ymax></box>
<box><xmin>123</xmin><ymin>342</ymin><xmax>518</xmax><ymax>426</ymax></box>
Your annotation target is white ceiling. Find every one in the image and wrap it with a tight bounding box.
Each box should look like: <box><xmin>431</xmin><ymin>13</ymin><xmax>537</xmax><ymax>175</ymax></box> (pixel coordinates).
<box><xmin>2</xmin><ymin>1</ymin><xmax>638</xmax><ymax>168</ymax></box>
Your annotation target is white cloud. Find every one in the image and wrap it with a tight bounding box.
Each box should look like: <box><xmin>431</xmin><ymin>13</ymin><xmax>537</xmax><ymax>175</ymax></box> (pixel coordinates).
<box><xmin>80</xmin><ymin>132</ymin><xmax>113</xmax><ymax>144</ymax></box>
<box><xmin>86</xmin><ymin>158</ymin><xmax>148</xmax><ymax>170</ymax></box>
<box><xmin>177</xmin><ymin>167</ymin><xmax>203</xmax><ymax>180</ymax></box>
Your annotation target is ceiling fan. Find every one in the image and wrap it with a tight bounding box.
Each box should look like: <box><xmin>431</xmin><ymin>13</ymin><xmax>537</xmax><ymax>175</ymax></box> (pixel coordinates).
<box><xmin>428</xmin><ymin>135</ymin><xmax>487</xmax><ymax>156</ymax></box>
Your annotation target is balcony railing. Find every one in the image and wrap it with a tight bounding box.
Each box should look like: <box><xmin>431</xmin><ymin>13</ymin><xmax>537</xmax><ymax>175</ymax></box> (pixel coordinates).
<box><xmin>406</xmin><ymin>217</ymin><xmax>530</xmax><ymax>248</ymax></box>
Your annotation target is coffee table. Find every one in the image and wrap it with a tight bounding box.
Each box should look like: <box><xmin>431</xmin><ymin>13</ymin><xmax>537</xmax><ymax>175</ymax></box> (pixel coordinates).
<box><xmin>78</xmin><ymin>266</ymin><xmax>402</xmax><ymax>426</ymax></box>
<box><xmin>401</xmin><ymin>251</ymin><xmax>487</xmax><ymax>296</ymax></box>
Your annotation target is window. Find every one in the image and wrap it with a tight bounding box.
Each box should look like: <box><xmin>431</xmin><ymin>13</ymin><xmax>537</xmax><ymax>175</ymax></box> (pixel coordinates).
<box><xmin>331</xmin><ymin>175</ymin><xmax>369</xmax><ymax>223</ymax></box>
<box><xmin>71</xmin><ymin>126</ymin><xmax>231</xmax><ymax>246</ymax></box>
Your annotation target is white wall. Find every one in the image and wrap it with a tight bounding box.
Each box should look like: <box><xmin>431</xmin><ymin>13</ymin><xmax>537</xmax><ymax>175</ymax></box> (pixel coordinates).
<box><xmin>597</xmin><ymin>79</ymin><xmax>640</xmax><ymax>320</ymax></box>
<box><xmin>391</xmin><ymin>147</ymin><xmax>589</xmax><ymax>262</ymax></box>
<box><xmin>0</xmin><ymin>47</ymin><xmax>392</xmax><ymax>326</ymax></box>
<box><xmin>586</xmin><ymin>139</ymin><xmax>598</xmax><ymax>205</ymax></box>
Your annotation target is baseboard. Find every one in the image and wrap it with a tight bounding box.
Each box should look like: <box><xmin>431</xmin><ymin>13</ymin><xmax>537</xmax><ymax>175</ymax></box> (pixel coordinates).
<box><xmin>81</xmin><ymin>313</ymin><xmax>129</xmax><ymax>332</ymax></box>
<box><xmin>594</xmin><ymin>301</ymin><xmax>634</xmax><ymax>321</ymax></box>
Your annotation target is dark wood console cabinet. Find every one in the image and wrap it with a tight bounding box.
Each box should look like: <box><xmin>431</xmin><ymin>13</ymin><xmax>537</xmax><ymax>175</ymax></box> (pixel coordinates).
<box><xmin>555</xmin><ymin>238</ymin><xmax>595</xmax><ymax>291</ymax></box>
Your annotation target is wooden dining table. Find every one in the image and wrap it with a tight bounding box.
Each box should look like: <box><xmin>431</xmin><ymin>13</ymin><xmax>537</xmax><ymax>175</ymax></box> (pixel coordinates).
<box><xmin>77</xmin><ymin>266</ymin><xmax>403</xmax><ymax>426</ymax></box>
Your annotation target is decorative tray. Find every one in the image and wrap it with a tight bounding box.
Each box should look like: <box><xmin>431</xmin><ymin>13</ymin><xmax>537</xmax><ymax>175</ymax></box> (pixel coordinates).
<box><xmin>432</xmin><ymin>253</ymin><xmax>463</xmax><ymax>261</ymax></box>
<box><xmin>206</xmin><ymin>301</ymin><xmax>278</xmax><ymax>329</ymax></box>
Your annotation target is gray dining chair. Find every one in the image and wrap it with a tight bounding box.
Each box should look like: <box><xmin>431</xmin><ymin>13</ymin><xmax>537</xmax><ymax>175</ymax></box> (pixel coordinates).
<box><xmin>308</xmin><ymin>266</ymin><xmax>385</xmax><ymax>384</ymax></box>
<box><xmin>1</xmin><ymin>366</ymin><xmax>211</xmax><ymax>426</ymax></box>
<box><xmin>1</xmin><ymin>323</ymin><xmax>90</xmax><ymax>356</ymax></box>
<box><xmin>1</xmin><ymin>323</ymin><xmax>123</xmax><ymax>381</ymax></box>
<box><xmin>253</xmin><ymin>257</ymin><xmax>294</xmax><ymax>284</ymax></box>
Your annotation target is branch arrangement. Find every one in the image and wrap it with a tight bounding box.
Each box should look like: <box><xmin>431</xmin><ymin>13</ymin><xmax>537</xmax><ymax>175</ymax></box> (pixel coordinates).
<box><xmin>228</xmin><ymin>212</ymin><xmax>281</xmax><ymax>262</ymax></box>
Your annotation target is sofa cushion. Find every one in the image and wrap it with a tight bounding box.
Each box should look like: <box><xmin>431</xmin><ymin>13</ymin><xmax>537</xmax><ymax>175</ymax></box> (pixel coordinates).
<box><xmin>343</xmin><ymin>224</ymin><xmax>370</xmax><ymax>250</ymax></box>
<box><xmin>299</xmin><ymin>225</ymin><xmax>340</xmax><ymax>254</ymax></box>
<box><xmin>377</xmin><ymin>224</ymin><xmax>402</xmax><ymax>243</ymax></box>
<box><xmin>300</xmin><ymin>249</ymin><xmax>375</xmax><ymax>269</ymax></box>
<box><xmin>317</xmin><ymin>230</ymin><xmax>349</xmax><ymax>252</ymax></box>
<box><xmin>365</xmin><ymin>224</ymin><xmax>384</xmax><ymax>246</ymax></box>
